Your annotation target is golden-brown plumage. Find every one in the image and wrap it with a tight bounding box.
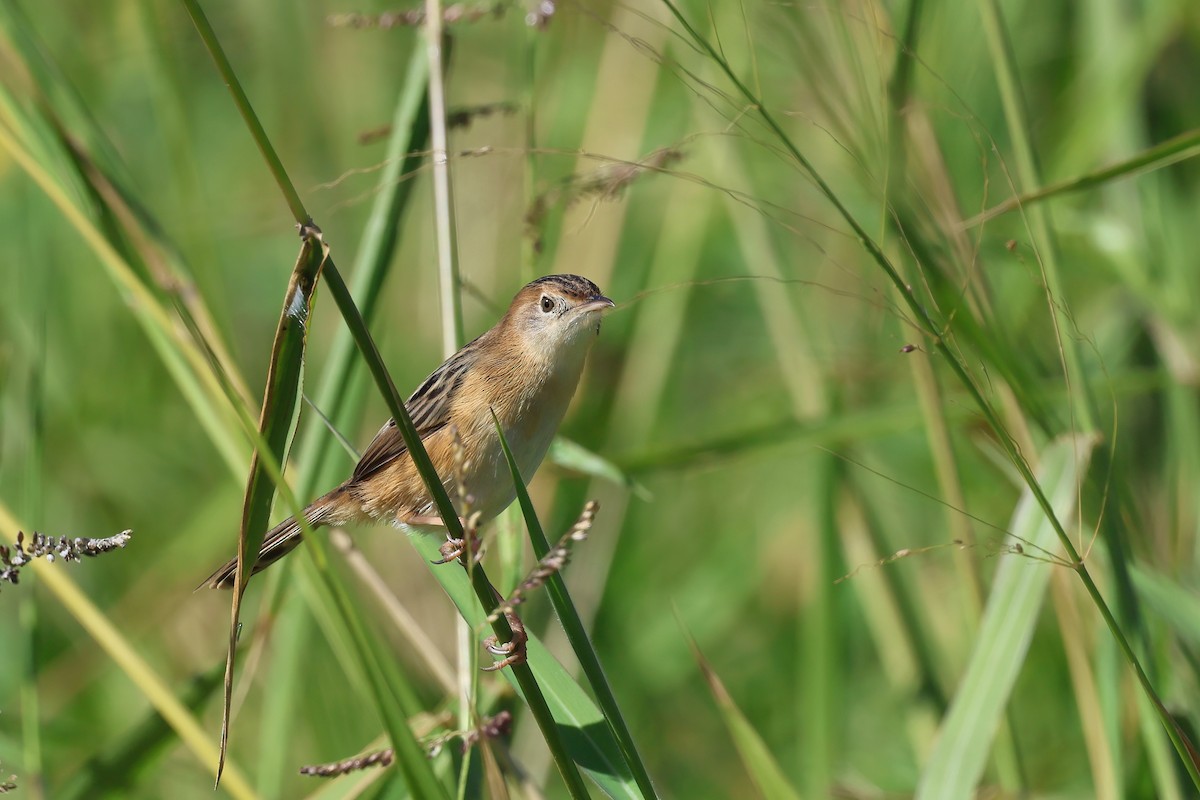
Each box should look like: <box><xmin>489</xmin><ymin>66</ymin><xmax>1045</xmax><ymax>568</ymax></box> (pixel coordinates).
<box><xmin>203</xmin><ymin>274</ymin><xmax>613</xmax><ymax>589</ymax></box>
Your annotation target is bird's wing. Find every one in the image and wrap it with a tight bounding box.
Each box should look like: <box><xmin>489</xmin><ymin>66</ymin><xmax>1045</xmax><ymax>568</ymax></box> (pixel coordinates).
<box><xmin>349</xmin><ymin>347</ymin><xmax>475</xmax><ymax>483</ymax></box>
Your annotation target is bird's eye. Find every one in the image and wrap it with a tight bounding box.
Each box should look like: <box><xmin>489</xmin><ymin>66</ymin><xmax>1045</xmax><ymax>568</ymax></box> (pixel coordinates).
<box><xmin>540</xmin><ymin>295</ymin><xmax>554</xmax><ymax>313</ymax></box>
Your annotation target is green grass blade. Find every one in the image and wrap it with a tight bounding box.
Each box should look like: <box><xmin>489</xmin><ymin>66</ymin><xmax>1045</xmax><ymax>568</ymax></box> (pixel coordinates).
<box><xmin>493</xmin><ymin>413</ymin><xmax>657</xmax><ymax>798</ymax></box>
<box><xmin>548</xmin><ymin>437</ymin><xmax>647</xmax><ymax>497</ymax></box>
<box><xmin>217</xmin><ymin>230</ymin><xmax>327</xmax><ymax>782</ymax></box>
<box><xmin>305</xmin><ymin>547</ymin><xmax>454</xmax><ymax>800</ymax></box>
<box><xmin>659</xmin><ymin>2</ymin><xmax>1199</xmax><ymax>784</ymax></box>
<box><xmin>965</xmin><ymin>126</ymin><xmax>1200</xmax><ymax>228</ymax></box>
<box><xmin>177</xmin><ymin>6</ymin><xmax>453</xmax><ymax>793</ymax></box>
<box><xmin>180</xmin><ymin>0</ymin><xmax>308</xmax><ymax>222</ymax></box>
<box><xmin>0</xmin><ymin>114</ymin><xmax>249</xmax><ymax>475</ymax></box>
<box><xmin>686</xmin><ymin>629</ymin><xmax>802</xmax><ymax>800</ymax></box>
<box><xmin>0</xmin><ymin>503</ymin><xmax>258</xmax><ymax>799</ymax></box>
<box><xmin>319</xmin><ymin>265</ymin><xmax>461</xmax><ymax>534</ymax></box>
<box><xmin>58</xmin><ymin>664</ymin><xmax>224</xmax><ymax>800</ymax></box>
<box><xmin>179</xmin><ymin>6</ymin><xmax>591</xmax><ymax>790</ymax></box>
<box><xmin>404</xmin><ymin>528</ymin><xmax>642</xmax><ymax>800</ymax></box>
<box><xmin>801</xmin><ymin>452</ymin><xmax>840</xmax><ymax>797</ymax></box>
<box><xmin>319</xmin><ymin>265</ymin><xmax>591</xmax><ymax>798</ymax></box>
<box><xmin>257</xmin><ymin>48</ymin><xmax>430</xmax><ymax>795</ymax></box>
<box><xmin>1130</xmin><ymin>565</ymin><xmax>1200</xmax><ymax>648</ymax></box>
<box><xmin>256</xmin><ymin>520</ymin><xmax>451</xmax><ymax>800</ymax></box>
<box><xmin>254</xmin><ymin>596</ymin><xmax>313</xmax><ymax>799</ymax></box>
<box><xmin>846</xmin><ymin>481</ymin><xmax>948</xmax><ymax>714</ymax></box>
<box><xmin>916</xmin><ymin>434</ymin><xmax>1097</xmax><ymax>799</ymax></box>
<box><xmin>0</xmin><ymin>2</ymin><xmax>256</xmax><ymax>413</ymax></box>
<box><xmin>294</xmin><ymin>50</ymin><xmax>430</xmax><ymax>500</ymax></box>
<box><xmin>974</xmin><ymin>0</ymin><xmax>1158</xmax><ymax>776</ymax></box>
<box><xmin>0</xmin><ymin>1</ymin><xmax>129</xmax><ymax>182</ymax></box>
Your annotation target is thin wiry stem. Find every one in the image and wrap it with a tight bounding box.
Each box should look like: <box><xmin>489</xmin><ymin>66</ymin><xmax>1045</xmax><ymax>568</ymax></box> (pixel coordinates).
<box><xmin>422</xmin><ymin>0</ymin><xmax>473</xmax><ymax>774</ymax></box>
<box><xmin>182</xmin><ymin>3</ymin><xmax>449</xmax><ymax>795</ymax></box>
<box><xmin>658</xmin><ymin>0</ymin><xmax>1200</xmax><ymax>786</ymax></box>
<box><xmin>961</xmin><ymin>126</ymin><xmax>1200</xmax><ymax>228</ymax></box>
<box><xmin>181</xmin><ymin>0</ymin><xmax>308</xmax><ymax>223</ymax></box>
<box><xmin>320</xmin><ymin>266</ymin><xmax>592</xmax><ymax>799</ymax></box>
<box><xmin>425</xmin><ymin>0</ymin><xmax>464</xmax><ymax>354</ymax></box>
<box><xmin>493</xmin><ymin>415</ymin><xmax>660</xmax><ymax>798</ymax></box>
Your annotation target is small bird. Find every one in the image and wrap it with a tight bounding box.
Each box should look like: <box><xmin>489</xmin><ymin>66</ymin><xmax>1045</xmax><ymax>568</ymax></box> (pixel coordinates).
<box><xmin>203</xmin><ymin>274</ymin><xmax>614</xmax><ymax>589</ymax></box>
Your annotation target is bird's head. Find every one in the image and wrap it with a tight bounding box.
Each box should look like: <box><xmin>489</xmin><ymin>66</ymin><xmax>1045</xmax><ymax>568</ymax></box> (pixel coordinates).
<box><xmin>505</xmin><ymin>274</ymin><xmax>615</xmax><ymax>360</ymax></box>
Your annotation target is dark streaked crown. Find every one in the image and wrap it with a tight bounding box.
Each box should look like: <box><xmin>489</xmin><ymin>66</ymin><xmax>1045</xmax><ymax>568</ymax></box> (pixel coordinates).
<box><xmin>525</xmin><ymin>274</ymin><xmax>603</xmax><ymax>301</ymax></box>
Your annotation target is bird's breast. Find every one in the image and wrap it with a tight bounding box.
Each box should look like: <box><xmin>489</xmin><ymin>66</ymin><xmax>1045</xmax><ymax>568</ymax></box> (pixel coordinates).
<box><xmin>454</xmin><ymin>358</ymin><xmax>583</xmax><ymax>520</ymax></box>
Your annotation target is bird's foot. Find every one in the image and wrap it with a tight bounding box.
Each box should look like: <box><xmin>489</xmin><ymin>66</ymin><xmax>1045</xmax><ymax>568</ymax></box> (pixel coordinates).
<box><xmin>482</xmin><ymin>611</ymin><xmax>527</xmax><ymax>672</ymax></box>
<box><xmin>425</xmin><ymin>514</ymin><xmax>481</xmax><ymax>565</ymax></box>
<box><xmin>432</xmin><ymin>535</ymin><xmax>467</xmax><ymax>565</ymax></box>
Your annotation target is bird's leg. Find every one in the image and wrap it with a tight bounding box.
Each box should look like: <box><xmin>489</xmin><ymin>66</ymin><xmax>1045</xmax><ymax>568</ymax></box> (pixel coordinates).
<box><xmin>404</xmin><ymin>513</ymin><xmax>452</xmax><ymax>527</ymax></box>
<box><xmin>482</xmin><ymin>608</ymin><xmax>527</xmax><ymax>672</ymax></box>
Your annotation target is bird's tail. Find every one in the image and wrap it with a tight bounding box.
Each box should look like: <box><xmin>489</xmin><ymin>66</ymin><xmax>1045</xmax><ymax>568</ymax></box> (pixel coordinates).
<box><xmin>201</xmin><ymin>489</ymin><xmax>343</xmax><ymax>590</ymax></box>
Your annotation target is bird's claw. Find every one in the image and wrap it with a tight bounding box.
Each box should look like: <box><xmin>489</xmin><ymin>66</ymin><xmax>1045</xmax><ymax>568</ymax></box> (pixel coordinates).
<box><xmin>432</xmin><ymin>537</ymin><xmax>465</xmax><ymax>565</ymax></box>
<box><xmin>426</xmin><ymin>516</ymin><xmax>478</xmax><ymax>566</ymax></box>
<box><xmin>481</xmin><ymin>611</ymin><xmax>527</xmax><ymax>671</ymax></box>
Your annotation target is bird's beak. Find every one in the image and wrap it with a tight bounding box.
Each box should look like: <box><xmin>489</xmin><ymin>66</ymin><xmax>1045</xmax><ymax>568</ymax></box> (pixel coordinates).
<box><xmin>577</xmin><ymin>294</ymin><xmax>615</xmax><ymax>314</ymax></box>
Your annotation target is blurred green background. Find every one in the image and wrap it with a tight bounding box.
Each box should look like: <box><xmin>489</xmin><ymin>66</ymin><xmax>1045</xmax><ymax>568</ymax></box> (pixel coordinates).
<box><xmin>3</xmin><ymin>0</ymin><xmax>1200</xmax><ymax>797</ymax></box>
